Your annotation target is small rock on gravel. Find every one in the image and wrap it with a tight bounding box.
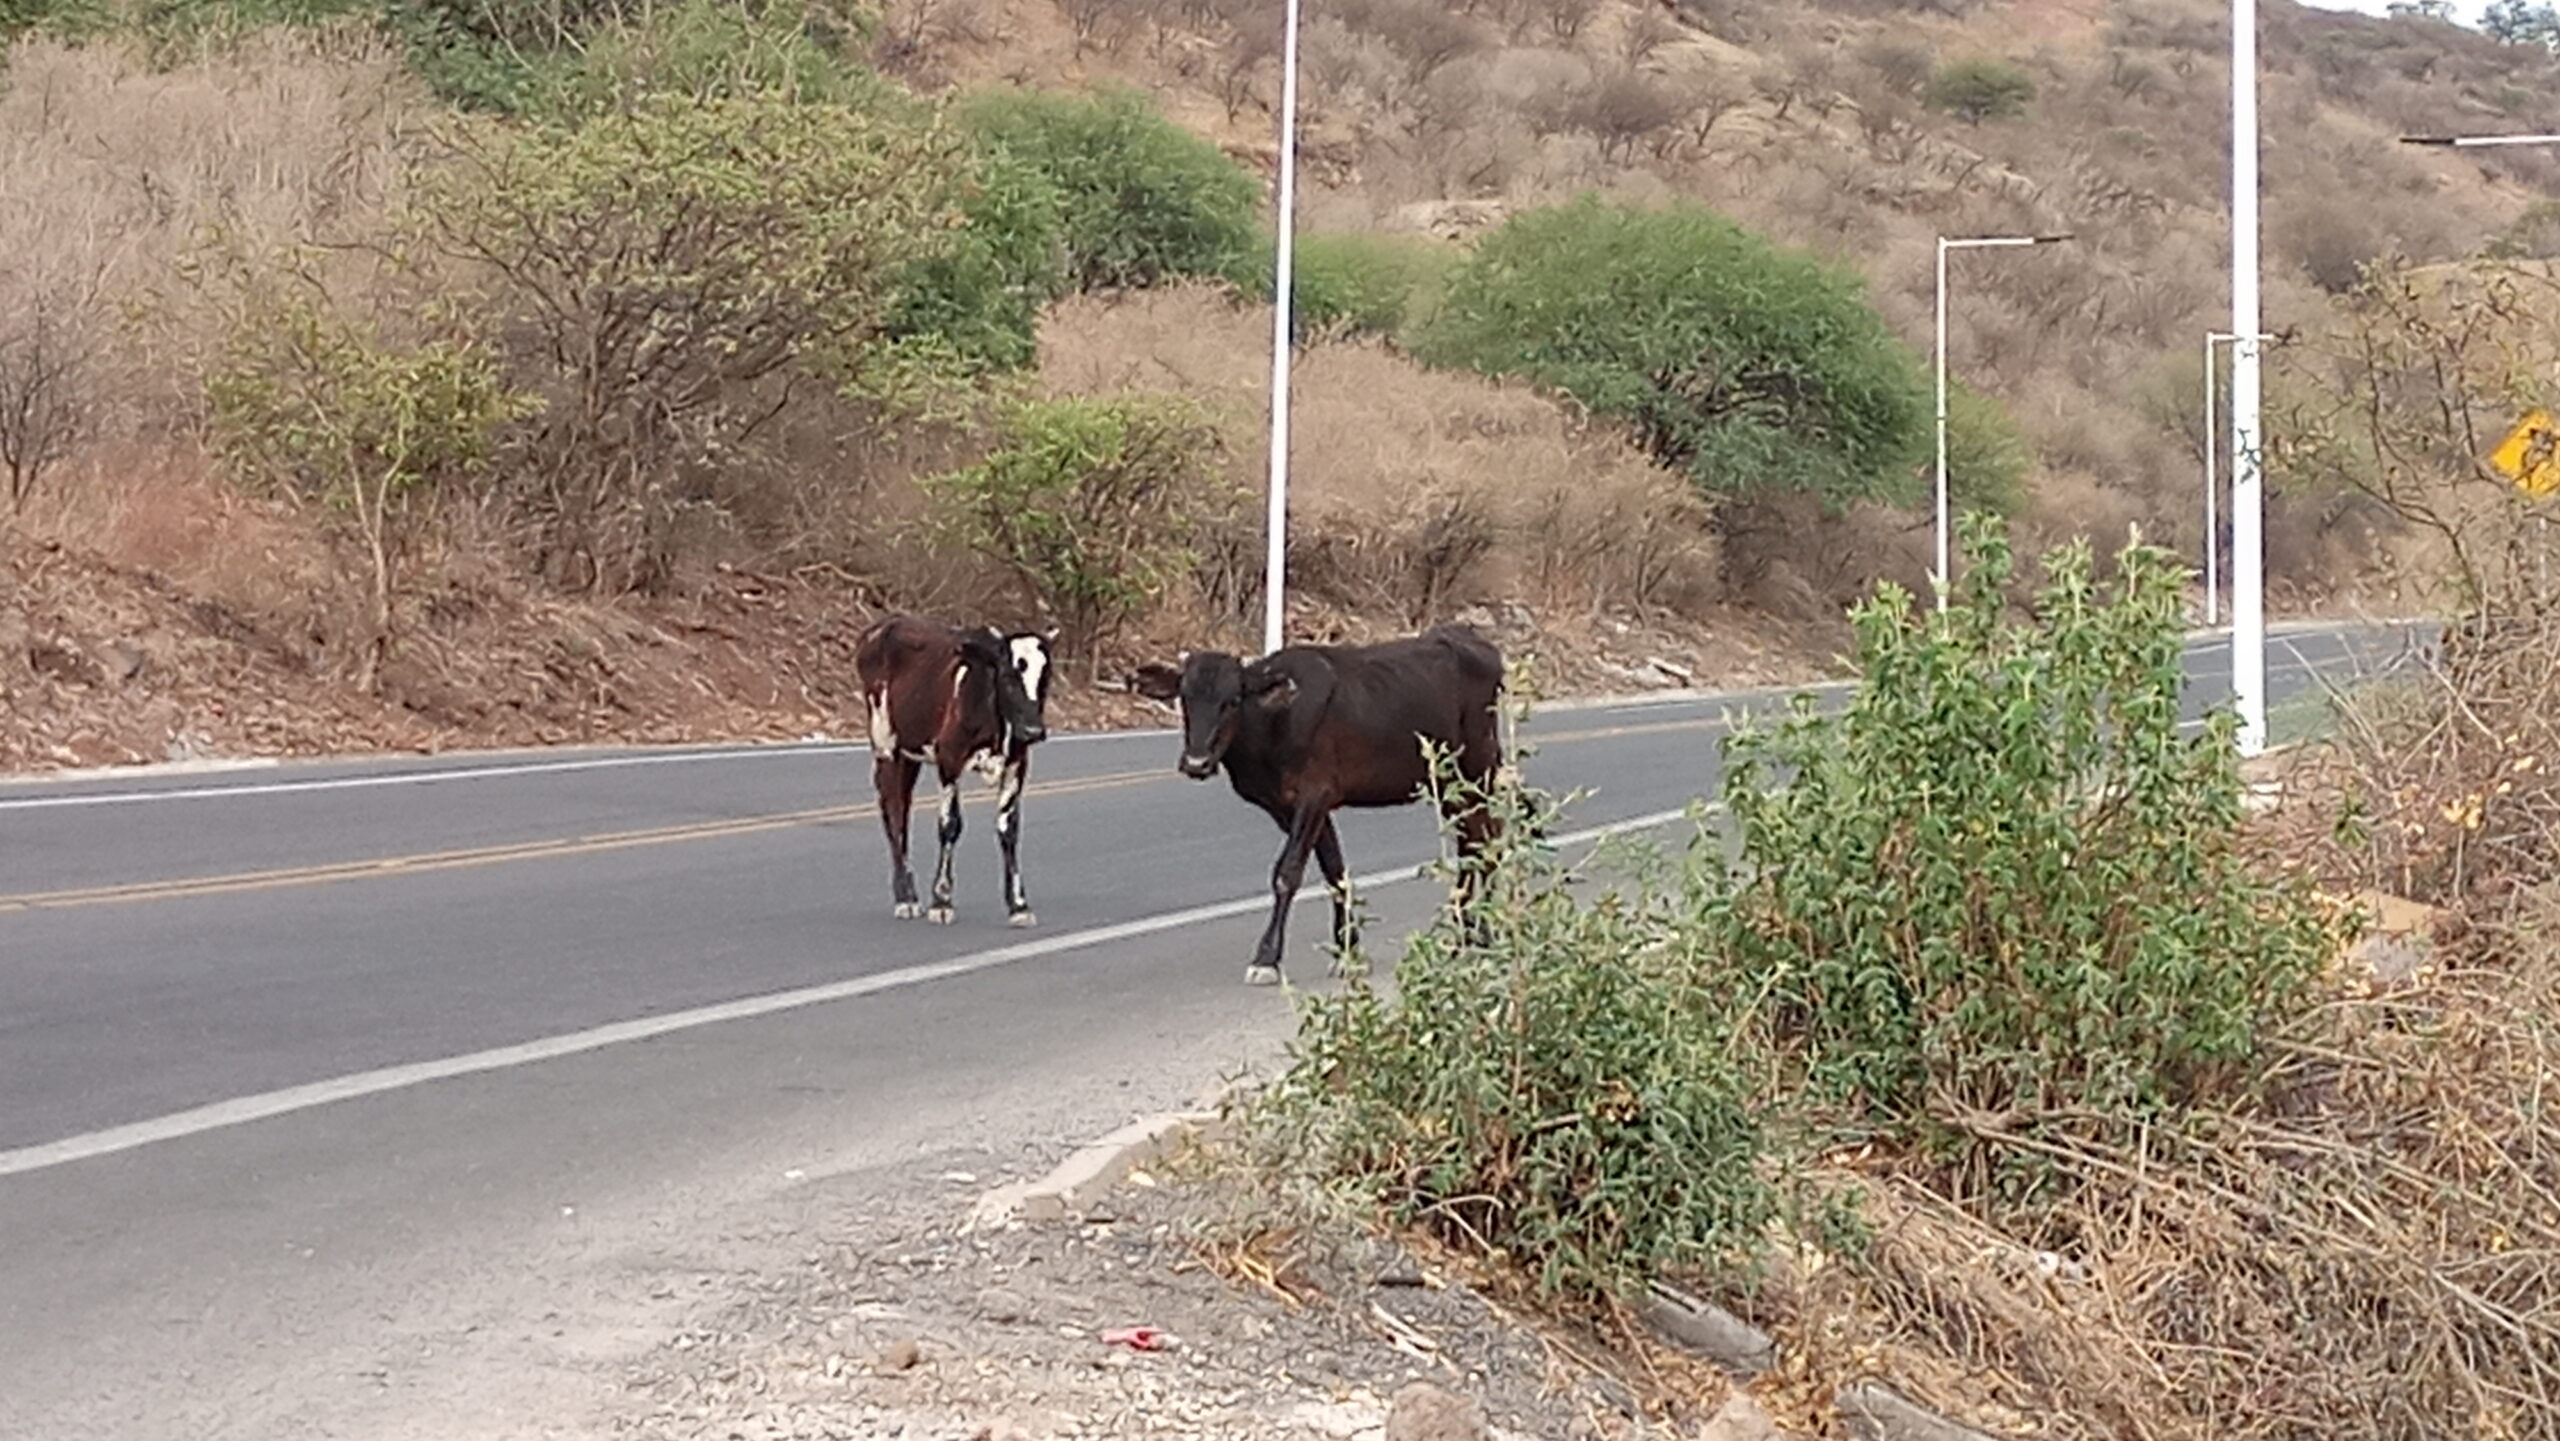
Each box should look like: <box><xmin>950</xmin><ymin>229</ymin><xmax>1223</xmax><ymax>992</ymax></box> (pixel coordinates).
<box><xmin>1387</xmin><ymin>1381</ymin><xmax>1489</xmax><ymax>1441</ymax></box>
<box><xmin>1698</xmin><ymin>1391</ymin><xmax>1784</xmax><ymax>1441</ymax></box>
<box><xmin>879</xmin><ymin>1336</ymin><xmax>924</xmax><ymax>1373</ymax></box>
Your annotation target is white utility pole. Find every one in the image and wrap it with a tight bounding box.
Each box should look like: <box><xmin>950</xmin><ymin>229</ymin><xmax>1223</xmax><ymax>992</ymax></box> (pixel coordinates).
<box><xmin>2200</xmin><ymin>330</ymin><xmax>2267</xmax><ymax>628</ymax></box>
<box><xmin>1934</xmin><ymin>233</ymin><xmax>2072</xmax><ymax>609</ymax></box>
<box><xmin>2204</xmin><ymin>331</ymin><xmax>2221</xmax><ymax>627</ymax></box>
<box><xmin>1259</xmin><ymin>0</ymin><xmax>1305</xmax><ymax>659</ymax></box>
<box><xmin>2231</xmin><ymin>0</ymin><xmax>2267</xmax><ymax>756</ymax></box>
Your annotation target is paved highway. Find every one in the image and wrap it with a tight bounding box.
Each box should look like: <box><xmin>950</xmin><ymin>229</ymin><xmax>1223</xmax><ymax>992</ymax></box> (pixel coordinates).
<box><xmin>0</xmin><ymin>619</ymin><xmax>2426</xmax><ymax>1440</ymax></box>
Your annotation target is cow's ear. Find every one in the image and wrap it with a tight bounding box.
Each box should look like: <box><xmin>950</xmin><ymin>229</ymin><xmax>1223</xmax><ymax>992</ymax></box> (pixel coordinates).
<box><xmin>1128</xmin><ymin>664</ymin><xmax>1182</xmax><ymax>702</ymax></box>
<box><xmin>1248</xmin><ymin>672</ymin><xmax>1298</xmax><ymax>711</ymax></box>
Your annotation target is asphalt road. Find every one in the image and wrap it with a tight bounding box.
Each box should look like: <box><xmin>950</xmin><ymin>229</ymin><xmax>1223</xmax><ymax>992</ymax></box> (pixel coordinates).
<box><xmin>0</xmin><ymin>618</ymin><xmax>2428</xmax><ymax>1440</ymax></box>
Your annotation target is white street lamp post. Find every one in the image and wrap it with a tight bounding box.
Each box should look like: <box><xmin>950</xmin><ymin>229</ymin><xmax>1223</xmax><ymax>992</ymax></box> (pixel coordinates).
<box><xmin>2231</xmin><ymin>0</ymin><xmax>2266</xmax><ymax>756</ymax></box>
<box><xmin>1934</xmin><ymin>233</ymin><xmax>2072</xmax><ymax>609</ymax></box>
<box><xmin>2200</xmin><ymin>330</ymin><xmax>2269</xmax><ymax>628</ymax></box>
<box><xmin>1260</xmin><ymin>0</ymin><xmax>1305</xmax><ymax>659</ymax></box>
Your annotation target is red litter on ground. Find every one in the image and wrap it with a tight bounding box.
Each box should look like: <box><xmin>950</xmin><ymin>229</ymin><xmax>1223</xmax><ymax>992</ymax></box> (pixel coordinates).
<box><xmin>1100</xmin><ymin>1326</ymin><xmax>1167</xmax><ymax>1351</ymax></box>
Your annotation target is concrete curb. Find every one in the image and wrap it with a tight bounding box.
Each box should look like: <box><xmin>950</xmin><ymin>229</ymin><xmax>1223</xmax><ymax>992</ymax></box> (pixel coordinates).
<box><xmin>966</xmin><ymin>1106</ymin><xmax>1231</xmax><ymax>1231</ymax></box>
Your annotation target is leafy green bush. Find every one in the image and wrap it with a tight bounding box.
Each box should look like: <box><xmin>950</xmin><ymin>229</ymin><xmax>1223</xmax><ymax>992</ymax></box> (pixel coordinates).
<box><xmin>924</xmin><ymin>392</ymin><xmax>1235</xmax><ymax>666</ymax></box>
<box><xmin>205</xmin><ymin>284</ymin><xmax>532</xmax><ymax>688</ymax></box>
<box><xmin>1715</xmin><ymin>516</ymin><xmax>2333</xmax><ymax>1164</ymax></box>
<box><xmin>1920</xmin><ymin>56</ymin><xmax>2037</xmax><ymax>124</ymax></box>
<box><xmin>954</xmin><ymin>85</ymin><xmax>1263</xmax><ymax>295</ymax></box>
<box><xmin>502</xmin><ymin>0</ymin><xmax>888</xmax><ymax>120</ymax></box>
<box><xmin>880</xmin><ymin>145</ymin><xmax>1067</xmax><ymax>375</ymax></box>
<box><xmin>376</xmin><ymin>0</ymin><xmax>874</xmax><ymax>113</ymax></box>
<box><xmin>1259</xmin><ymin>520</ymin><xmax>2336</xmax><ymax>1301</ymax></box>
<box><xmin>1235</xmin><ymin>230</ymin><xmax>1455</xmax><ymax>345</ymax></box>
<box><xmin>1411</xmin><ymin>195</ymin><xmax>1930</xmax><ymax>510</ymax></box>
<box><xmin>405</xmin><ymin>89</ymin><xmax>970</xmax><ymax>589</ymax></box>
<box><xmin>1261</xmin><ymin>755</ymin><xmax>1791</xmax><ymax>1306</ymax></box>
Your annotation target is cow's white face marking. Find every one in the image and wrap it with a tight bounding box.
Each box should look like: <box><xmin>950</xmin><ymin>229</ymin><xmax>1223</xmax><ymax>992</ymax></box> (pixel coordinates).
<box><xmin>866</xmin><ymin>689</ymin><xmax>896</xmax><ymax>754</ymax></box>
<box><xmin>1009</xmin><ymin>635</ymin><xmax>1049</xmax><ymax>705</ymax></box>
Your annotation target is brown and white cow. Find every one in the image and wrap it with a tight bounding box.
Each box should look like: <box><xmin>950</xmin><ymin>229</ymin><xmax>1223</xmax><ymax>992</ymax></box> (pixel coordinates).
<box><xmin>854</xmin><ymin>614</ymin><xmax>1056</xmax><ymax>927</ymax></box>
<box><xmin>1130</xmin><ymin>623</ymin><xmax>1506</xmax><ymax>985</ymax></box>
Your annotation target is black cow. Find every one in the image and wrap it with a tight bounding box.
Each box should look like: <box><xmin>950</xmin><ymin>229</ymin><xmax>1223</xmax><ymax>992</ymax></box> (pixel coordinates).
<box><xmin>1129</xmin><ymin>624</ymin><xmax>1506</xmax><ymax>985</ymax></box>
<box><xmin>854</xmin><ymin>614</ymin><xmax>1056</xmax><ymax>927</ymax></box>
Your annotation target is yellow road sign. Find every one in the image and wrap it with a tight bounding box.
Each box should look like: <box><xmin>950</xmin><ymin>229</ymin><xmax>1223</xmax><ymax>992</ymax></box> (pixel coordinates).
<box><xmin>2489</xmin><ymin>408</ymin><xmax>2560</xmax><ymax>499</ymax></box>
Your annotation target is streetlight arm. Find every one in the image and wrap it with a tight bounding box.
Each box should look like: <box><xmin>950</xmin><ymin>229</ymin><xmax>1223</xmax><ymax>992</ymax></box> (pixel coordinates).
<box><xmin>2401</xmin><ymin>132</ymin><xmax>2560</xmax><ymax>147</ymax></box>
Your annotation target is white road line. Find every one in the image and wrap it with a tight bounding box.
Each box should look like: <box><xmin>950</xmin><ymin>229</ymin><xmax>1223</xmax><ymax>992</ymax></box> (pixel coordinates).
<box><xmin>0</xmin><ymin>805</ymin><xmax>1700</xmax><ymax>1180</ymax></box>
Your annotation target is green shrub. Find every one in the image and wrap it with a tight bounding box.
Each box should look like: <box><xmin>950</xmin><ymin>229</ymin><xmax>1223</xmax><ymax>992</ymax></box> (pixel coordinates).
<box><xmin>1236</xmin><ymin>230</ymin><xmax>1455</xmax><ymax>344</ymax></box>
<box><xmin>924</xmin><ymin>392</ymin><xmax>1235</xmax><ymax>666</ymax></box>
<box><xmin>1412</xmin><ymin>195</ymin><xmax>1930</xmax><ymax>510</ymax></box>
<box><xmin>406</xmin><ymin>89</ymin><xmax>970</xmax><ymax>589</ymax></box>
<box><xmin>954</xmin><ymin>85</ymin><xmax>1263</xmax><ymax>295</ymax></box>
<box><xmin>1261</xmin><ymin>756</ymin><xmax>1791</xmax><ymax>1306</ymax></box>
<box><xmin>880</xmin><ymin>145</ymin><xmax>1068</xmax><ymax>374</ymax></box>
<box><xmin>503</xmin><ymin>0</ymin><xmax>888</xmax><ymax>120</ymax></box>
<box><xmin>1258</xmin><ymin>519</ymin><xmax>2336</xmax><ymax>1300</ymax></box>
<box><xmin>1920</xmin><ymin>56</ymin><xmax>2036</xmax><ymax>124</ymax></box>
<box><xmin>1714</xmin><ymin>516</ymin><xmax>2333</xmax><ymax>1169</ymax></box>
<box><xmin>204</xmin><ymin>284</ymin><xmax>533</xmax><ymax>688</ymax></box>
<box><xmin>377</xmin><ymin>0</ymin><xmax>874</xmax><ymax>113</ymax></box>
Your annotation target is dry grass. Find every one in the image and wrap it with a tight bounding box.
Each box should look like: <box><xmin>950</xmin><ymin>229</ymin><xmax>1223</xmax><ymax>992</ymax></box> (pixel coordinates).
<box><xmin>1765</xmin><ymin>881</ymin><xmax>2560</xmax><ymax>1441</ymax></box>
<box><xmin>1037</xmin><ymin>281</ymin><xmax>1719</xmax><ymax>633</ymax></box>
<box><xmin>0</xmin><ymin>28</ymin><xmax>419</xmax><ymax>437</ymax></box>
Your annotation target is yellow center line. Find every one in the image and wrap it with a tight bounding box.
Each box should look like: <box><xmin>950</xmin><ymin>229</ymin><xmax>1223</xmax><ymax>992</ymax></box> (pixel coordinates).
<box><xmin>0</xmin><ymin>768</ymin><xmax>1169</xmax><ymax>914</ymax></box>
<box><xmin>0</xmin><ymin>660</ymin><xmax>2306</xmax><ymax>914</ymax></box>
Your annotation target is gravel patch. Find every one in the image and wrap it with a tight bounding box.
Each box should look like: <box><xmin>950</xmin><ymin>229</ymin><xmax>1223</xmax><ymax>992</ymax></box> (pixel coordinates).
<box><xmin>610</xmin><ymin>1174</ymin><xmax>1703</xmax><ymax>1441</ymax></box>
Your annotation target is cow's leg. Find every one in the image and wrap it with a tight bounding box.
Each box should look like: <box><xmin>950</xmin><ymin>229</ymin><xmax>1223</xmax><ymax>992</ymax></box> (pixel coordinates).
<box><xmin>1248</xmin><ymin>804</ymin><xmax>1328</xmax><ymax>986</ymax></box>
<box><xmin>995</xmin><ymin>750</ymin><xmax>1034</xmax><ymax>928</ymax></box>
<box><xmin>876</xmin><ymin>753</ymin><xmax>924</xmax><ymax>919</ymax></box>
<box><xmin>1312</xmin><ymin>817</ymin><xmax>1363</xmax><ymax>977</ymax></box>
<box><xmin>928</xmin><ymin>764</ymin><xmax>964</xmax><ymax>924</ymax></box>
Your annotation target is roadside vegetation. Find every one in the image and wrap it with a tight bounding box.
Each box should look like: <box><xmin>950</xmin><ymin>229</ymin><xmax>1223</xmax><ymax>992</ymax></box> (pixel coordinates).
<box><xmin>1212</xmin><ymin>240</ymin><xmax>2560</xmax><ymax>1439</ymax></box>
<box><xmin>1221</xmin><ymin>514</ymin><xmax>2560</xmax><ymax>1440</ymax></box>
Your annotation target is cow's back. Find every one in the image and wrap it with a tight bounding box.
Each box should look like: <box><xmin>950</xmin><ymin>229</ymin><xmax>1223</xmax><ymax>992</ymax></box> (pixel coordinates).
<box><xmin>1296</xmin><ymin>628</ymin><xmax>1503</xmax><ymax>801</ymax></box>
<box><xmin>856</xmin><ymin>614</ymin><xmax>962</xmax><ymax>753</ymax></box>
<box><xmin>1324</xmin><ymin>629</ymin><xmax>1499</xmax><ymax>734</ymax></box>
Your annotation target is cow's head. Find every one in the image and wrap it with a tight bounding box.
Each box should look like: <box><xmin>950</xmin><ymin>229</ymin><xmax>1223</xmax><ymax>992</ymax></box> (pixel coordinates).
<box><xmin>1129</xmin><ymin>651</ymin><xmax>1296</xmax><ymax>780</ymax></box>
<box><xmin>965</xmin><ymin>627</ymin><xmax>1054</xmax><ymax>749</ymax></box>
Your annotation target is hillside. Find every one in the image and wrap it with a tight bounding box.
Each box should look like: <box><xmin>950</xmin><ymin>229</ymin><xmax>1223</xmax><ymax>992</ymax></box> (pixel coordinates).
<box><xmin>1</xmin><ymin>0</ymin><xmax>2550</xmax><ymax>770</ymax></box>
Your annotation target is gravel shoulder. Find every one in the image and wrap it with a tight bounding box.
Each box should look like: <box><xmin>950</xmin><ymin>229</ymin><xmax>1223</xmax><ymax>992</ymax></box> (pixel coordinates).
<box><xmin>606</xmin><ymin>1146</ymin><xmax>1732</xmax><ymax>1441</ymax></box>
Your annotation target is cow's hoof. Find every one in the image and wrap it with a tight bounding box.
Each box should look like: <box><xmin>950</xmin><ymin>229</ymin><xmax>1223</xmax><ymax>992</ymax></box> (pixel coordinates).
<box><xmin>1007</xmin><ymin>910</ymin><xmax>1037</xmax><ymax>929</ymax></box>
<box><xmin>928</xmin><ymin>906</ymin><xmax>955</xmax><ymax>925</ymax></box>
<box><xmin>1244</xmin><ymin>964</ymin><xmax>1282</xmax><ymax>987</ymax></box>
<box><xmin>893</xmin><ymin>902</ymin><xmax>923</xmax><ymax>920</ymax></box>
